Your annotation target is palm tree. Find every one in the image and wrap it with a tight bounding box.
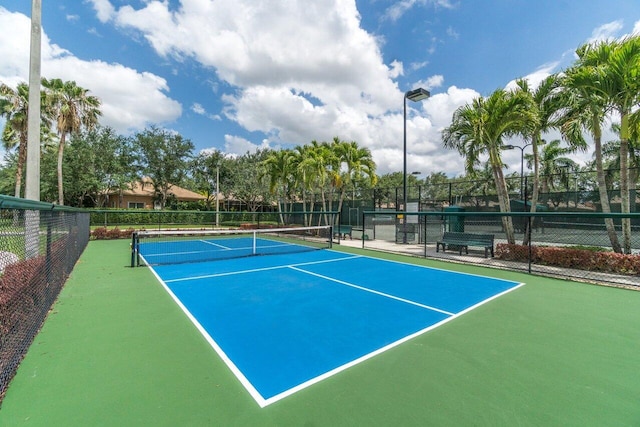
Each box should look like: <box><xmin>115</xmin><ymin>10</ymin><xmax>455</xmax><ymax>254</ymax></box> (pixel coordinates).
<box><xmin>332</xmin><ymin>137</ymin><xmax>377</xmax><ymax>220</ymax></box>
<box><xmin>571</xmin><ymin>36</ymin><xmax>640</xmax><ymax>253</ymax></box>
<box><xmin>262</xmin><ymin>148</ymin><xmax>296</xmax><ymax>224</ymax></box>
<box><xmin>291</xmin><ymin>144</ymin><xmax>316</xmax><ymax>226</ymax></box>
<box><xmin>533</xmin><ymin>139</ymin><xmax>579</xmax><ymax>196</ymax></box>
<box><xmin>0</xmin><ymin>81</ymin><xmax>53</xmax><ymax>199</ymax></box>
<box><xmin>43</xmin><ymin>78</ymin><xmax>101</xmax><ymax>205</ymax></box>
<box><xmin>512</xmin><ymin>75</ymin><xmax>563</xmax><ymax>244</ymax></box>
<box><xmin>299</xmin><ymin>141</ymin><xmax>336</xmax><ymax>225</ymax></box>
<box><xmin>442</xmin><ymin>88</ymin><xmax>537</xmax><ymax>244</ymax></box>
<box><xmin>0</xmin><ymin>83</ymin><xmax>30</xmax><ymax>198</ymax></box>
<box><xmin>602</xmin><ymin>122</ymin><xmax>640</xmax><ymax>212</ymax></box>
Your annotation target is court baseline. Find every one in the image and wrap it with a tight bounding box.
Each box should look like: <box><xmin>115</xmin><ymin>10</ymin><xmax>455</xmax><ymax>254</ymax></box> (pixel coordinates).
<box><xmin>148</xmin><ymin>250</ymin><xmax>523</xmax><ymax>407</ymax></box>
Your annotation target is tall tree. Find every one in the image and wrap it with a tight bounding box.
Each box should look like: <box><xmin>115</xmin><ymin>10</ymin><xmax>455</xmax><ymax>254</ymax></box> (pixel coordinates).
<box><xmin>299</xmin><ymin>141</ymin><xmax>338</xmax><ymax>224</ymax></box>
<box><xmin>0</xmin><ymin>82</ymin><xmax>30</xmax><ymax>199</ymax></box>
<box><xmin>133</xmin><ymin>126</ymin><xmax>195</xmax><ymax>209</ymax></box>
<box><xmin>443</xmin><ymin>88</ymin><xmax>537</xmax><ymax>244</ymax></box>
<box><xmin>191</xmin><ymin>150</ymin><xmax>229</xmax><ymax>211</ymax></box>
<box><xmin>93</xmin><ymin>126</ymin><xmax>140</xmax><ymax>208</ymax></box>
<box><xmin>332</xmin><ymin>137</ymin><xmax>377</xmax><ymax>218</ymax></box>
<box><xmin>43</xmin><ymin>78</ymin><xmax>101</xmax><ymax>205</ymax></box>
<box><xmin>512</xmin><ymin>75</ymin><xmax>563</xmax><ymax>244</ymax></box>
<box><xmin>0</xmin><ymin>82</ymin><xmax>52</xmax><ymax>198</ymax></box>
<box><xmin>571</xmin><ymin>36</ymin><xmax>640</xmax><ymax>253</ymax></box>
<box><xmin>532</xmin><ymin>139</ymin><xmax>579</xmax><ymax>196</ymax></box>
<box><xmin>228</xmin><ymin>150</ymin><xmax>272</xmax><ymax>212</ymax></box>
<box><xmin>262</xmin><ymin>148</ymin><xmax>296</xmax><ymax>222</ymax></box>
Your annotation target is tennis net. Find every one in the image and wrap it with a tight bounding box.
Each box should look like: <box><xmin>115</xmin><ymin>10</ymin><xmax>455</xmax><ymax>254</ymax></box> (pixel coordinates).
<box><xmin>131</xmin><ymin>225</ymin><xmax>333</xmax><ymax>266</ymax></box>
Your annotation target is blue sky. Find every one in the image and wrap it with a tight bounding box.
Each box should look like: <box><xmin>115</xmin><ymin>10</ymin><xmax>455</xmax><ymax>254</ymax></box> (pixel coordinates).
<box><xmin>1</xmin><ymin>0</ymin><xmax>640</xmax><ymax>176</ymax></box>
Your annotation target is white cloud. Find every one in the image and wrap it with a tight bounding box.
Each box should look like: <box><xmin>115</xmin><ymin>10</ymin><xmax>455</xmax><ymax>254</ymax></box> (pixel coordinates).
<box><xmin>414</xmin><ymin>75</ymin><xmax>445</xmax><ymax>91</ymax></box>
<box><xmin>87</xmin><ymin>0</ymin><xmax>116</xmax><ymax>23</ymax></box>
<box><xmin>223</xmin><ymin>135</ymin><xmax>272</xmax><ymax>156</ymax></box>
<box><xmin>192</xmin><ymin>102</ymin><xmax>221</xmax><ymax>121</ymax></box>
<box><xmin>633</xmin><ymin>20</ymin><xmax>640</xmax><ymax>35</ymax></box>
<box><xmin>410</xmin><ymin>61</ymin><xmax>429</xmax><ymax>72</ymax></box>
<box><xmin>588</xmin><ymin>20</ymin><xmax>624</xmax><ymax>43</ymax></box>
<box><xmin>504</xmin><ymin>62</ymin><xmax>560</xmax><ymax>91</ymax></box>
<box><xmin>100</xmin><ymin>0</ymin><xmax>402</xmax><ymax>112</ymax></box>
<box><xmin>389</xmin><ymin>60</ymin><xmax>404</xmax><ymax>78</ymax></box>
<box><xmin>0</xmin><ymin>7</ymin><xmax>182</xmax><ymax>135</ymax></box>
<box><xmin>382</xmin><ymin>0</ymin><xmax>456</xmax><ymax>23</ymax></box>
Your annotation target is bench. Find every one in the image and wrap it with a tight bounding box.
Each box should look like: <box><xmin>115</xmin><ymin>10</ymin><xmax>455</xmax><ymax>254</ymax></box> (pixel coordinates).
<box><xmin>334</xmin><ymin>225</ymin><xmax>353</xmax><ymax>239</ymax></box>
<box><xmin>436</xmin><ymin>231</ymin><xmax>495</xmax><ymax>258</ymax></box>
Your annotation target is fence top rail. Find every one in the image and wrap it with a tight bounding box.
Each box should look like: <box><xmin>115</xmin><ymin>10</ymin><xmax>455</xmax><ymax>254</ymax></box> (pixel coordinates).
<box><xmin>363</xmin><ymin>210</ymin><xmax>640</xmax><ymax>218</ymax></box>
<box><xmin>0</xmin><ymin>194</ymin><xmax>86</xmax><ymax>212</ymax></box>
<box><xmin>90</xmin><ymin>209</ymin><xmax>341</xmax><ymax>215</ymax></box>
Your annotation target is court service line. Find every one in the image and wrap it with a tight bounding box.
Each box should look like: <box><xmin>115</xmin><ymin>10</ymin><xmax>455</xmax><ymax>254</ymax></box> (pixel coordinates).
<box><xmin>163</xmin><ymin>254</ymin><xmax>363</xmax><ymax>283</ymax></box>
<box><xmin>288</xmin><ymin>266</ymin><xmax>455</xmax><ymax>316</ymax></box>
<box><xmin>199</xmin><ymin>239</ymin><xmax>232</xmax><ymax>249</ymax></box>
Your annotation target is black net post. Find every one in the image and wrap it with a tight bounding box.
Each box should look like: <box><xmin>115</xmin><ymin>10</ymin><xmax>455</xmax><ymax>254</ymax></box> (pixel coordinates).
<box><xmin>131</xmin><ymin>232</ymin><xmax>139</xmax><ymax>267</ymax></box>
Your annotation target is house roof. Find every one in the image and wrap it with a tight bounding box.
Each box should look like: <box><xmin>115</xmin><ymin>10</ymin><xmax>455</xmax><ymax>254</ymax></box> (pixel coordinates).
<box><xmin>111</xmin><ymin>177</ymin><xmax>212</xmax><ymax>202</ymax></box>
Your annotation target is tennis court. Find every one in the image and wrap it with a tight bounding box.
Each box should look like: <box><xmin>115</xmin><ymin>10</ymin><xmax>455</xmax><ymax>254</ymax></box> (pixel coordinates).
<box><xmin>136</xmin><ymin>229</ymin><xmax>522</xmax><ymax>407</ymax></box>
<box><xmin>1</xmin><ymin>235</ymin><xmax>639</xmax><ymax>426</ymax></box>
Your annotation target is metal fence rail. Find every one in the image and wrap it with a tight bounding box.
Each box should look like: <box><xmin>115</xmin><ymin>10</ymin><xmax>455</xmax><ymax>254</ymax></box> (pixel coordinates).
<box><xmin>89</xmin><ymin>209</ymin><xmax>340</xmax><ymax>230</ymax></box>
<box><xmin>358</xmin><ymin>211</ymin><xmax>640</xmax><ymax>288</ymax></box>
<box><xmin>0</xmin><ymin>195</ymin><xmax>90</xmax><ymax>404</ymax></box>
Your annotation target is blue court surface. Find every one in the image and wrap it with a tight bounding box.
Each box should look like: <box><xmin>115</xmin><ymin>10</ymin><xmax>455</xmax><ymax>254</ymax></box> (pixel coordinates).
<box><xmin>142</xmin><ymin>242</ymin><xmax>523</xmax><ymax>407</ymax></box>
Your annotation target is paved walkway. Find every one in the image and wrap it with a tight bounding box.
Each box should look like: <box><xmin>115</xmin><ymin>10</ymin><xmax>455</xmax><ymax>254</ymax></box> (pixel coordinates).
<box><xmin>337</xmin><ymin>238</ymin><xmax>639</xmax><ymax>289</ymax></box>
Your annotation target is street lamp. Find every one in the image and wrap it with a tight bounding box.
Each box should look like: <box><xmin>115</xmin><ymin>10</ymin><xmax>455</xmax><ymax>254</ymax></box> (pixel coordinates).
<box><xmin>504</xmin><ymin>143</ymin><xmax>532</xmax><ymax>201</ymax></box>
<box><xmin>215</xmin><ymin>163</ymin><xmax>220</xmax><ymax>227</ymax></box>
<box><xmin>403</xmin><ymin>87</ymin><xmax>430</xmax><ymax>243</ymax></box>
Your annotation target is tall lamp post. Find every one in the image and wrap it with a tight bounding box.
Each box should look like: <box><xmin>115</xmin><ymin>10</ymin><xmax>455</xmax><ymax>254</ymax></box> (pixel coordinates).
<box><xmin>215</xmin><ymin>163</ymin><xmax>220</xmax><ymax>227</ymax></box>
<box><xmin>403</xmin><ymin>88</ymin><xmax>430</xmax><ymax>243</ymax></box>
<box><xmin>504</xmin><ymin>143</ymin><xmax>532</xmax><ymax>201</ymax></box>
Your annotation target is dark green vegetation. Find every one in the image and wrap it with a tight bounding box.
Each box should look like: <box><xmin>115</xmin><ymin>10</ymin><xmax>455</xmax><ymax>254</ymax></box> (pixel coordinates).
<box><xmin>0</xmin><ymin>240</ymin><xmax>638</xmax><ymax>426</ymax></box>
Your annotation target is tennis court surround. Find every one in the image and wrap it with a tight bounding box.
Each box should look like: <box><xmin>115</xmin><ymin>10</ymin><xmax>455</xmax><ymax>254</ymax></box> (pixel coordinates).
<box><xmin>135</xmin><ymin>226</ymin><xmax>522</xmax><ymax>407</ymax></box>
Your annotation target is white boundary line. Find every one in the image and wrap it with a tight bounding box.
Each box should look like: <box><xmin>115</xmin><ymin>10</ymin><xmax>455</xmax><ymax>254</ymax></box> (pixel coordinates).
<box><xmin>260</xmin><ymin>281</ymin><xmax>526</xmax><ymax>407</ymax></box>
<box><xmin>142</xmin><ymin>254</ymin><xmax>269</xmax><ymax>407</ymax></box>
<box><xmin>141</xmin><ymin>251</ymin><xmax>526</xmax><ymax>408</ymax></box>
<box><xmin>289</xmin><ymin>266</ymin><xmax>455</xmax><ymax>316</ymax></box>
<box><xmin>199</xmin><ymin>239</ymin><xmax>231</xmax><ymax>249</ymax></box>
<box><xmin>164</xmin><ymin>254</ymin><xmax>362</xmax><ymax>283</ymax></box>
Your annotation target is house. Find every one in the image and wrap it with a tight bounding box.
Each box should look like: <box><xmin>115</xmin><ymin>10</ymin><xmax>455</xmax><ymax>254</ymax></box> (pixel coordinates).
<box><xmin>101</xmin><ymin>177</ymin><xmax>210</xmax><ymax>209</ymax></box>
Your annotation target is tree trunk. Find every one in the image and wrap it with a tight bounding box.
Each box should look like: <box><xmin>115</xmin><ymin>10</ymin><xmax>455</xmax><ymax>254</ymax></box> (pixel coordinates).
<box><xmin>593</xmin><ymin>120</ymin><xmax>622</xmax><ymax>252</ymax></box>
<box><xmin>492</xmin><ymin>156</ymin><xmax>515</xmax><ymax>244</ymax></box>
<box><xmin>57</xmin><ymin>133</ymin><xmax>66</xmax><ymax>205</ymax></box>
<box><xmin>619</xmin><ymin>111</ymin><xmax>631</xmax><ymax>254</ymax></box>
<box><xmin>523</xmin><ymin>137</ymin><xmax>539</xmax><ymax>246</ymax></box>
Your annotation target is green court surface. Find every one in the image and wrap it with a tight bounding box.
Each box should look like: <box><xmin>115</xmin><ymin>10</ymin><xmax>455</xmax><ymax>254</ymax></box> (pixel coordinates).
<box><xmin>0</xmin><ymin>240</ymin><xmax>639</xmax><ymax>426</ymax></box>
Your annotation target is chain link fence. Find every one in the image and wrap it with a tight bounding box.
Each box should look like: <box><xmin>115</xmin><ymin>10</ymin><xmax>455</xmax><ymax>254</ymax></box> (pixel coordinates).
<box><xmin>90</xmin><ymin>209</ymin><xmax>339</xmax><ymax>230</ymax></box>
<box><xmin>357</xmin><ymin>211</ymin><xmax>640</xmax><ymax>288</ymax></box>
<box><xmin>0</xmin><ymin>195</ymin><xmax>90</xmax><ymax>404</ymax></box>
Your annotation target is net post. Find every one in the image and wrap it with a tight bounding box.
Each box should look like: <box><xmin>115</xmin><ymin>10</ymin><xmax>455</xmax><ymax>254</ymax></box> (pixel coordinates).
<box><xmin>329</xmin><ymin>225</ymin><xmax>333</xmax><ymax>248</ymax></box>
<box><xmin>252</xmin><ymin>230</ymin><xmax>257</xmax><ymax>255</ymax></box>
<box><xmin>130</xmin><ymin>232</ymin><xmax>138</xmax><ymax>267</ymax></box>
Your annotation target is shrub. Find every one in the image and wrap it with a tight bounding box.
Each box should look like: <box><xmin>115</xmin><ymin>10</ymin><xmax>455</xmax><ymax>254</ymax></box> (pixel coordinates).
<box><xmin>496</xmin><ymin>243</ymin><xmax>640</xmax><ymax>275</ymax></box>
<box><xmin>91</xmin><ymin>227</ymin><xmax>135</xmax><ymax>240</ymax></box>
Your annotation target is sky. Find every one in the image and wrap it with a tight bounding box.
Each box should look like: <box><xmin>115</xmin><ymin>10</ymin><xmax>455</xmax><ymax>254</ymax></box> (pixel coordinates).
<box><xmin>1</xmin><ymin>0</ymin><xmax>640</xmax><ymax>177</ymax></box>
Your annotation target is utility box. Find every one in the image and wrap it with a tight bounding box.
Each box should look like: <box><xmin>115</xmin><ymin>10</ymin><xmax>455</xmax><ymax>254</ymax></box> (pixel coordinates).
<box><xmin>444</xmin><ymin>205</ymin><xmax>465</xmax><ymax>232</ymax></box>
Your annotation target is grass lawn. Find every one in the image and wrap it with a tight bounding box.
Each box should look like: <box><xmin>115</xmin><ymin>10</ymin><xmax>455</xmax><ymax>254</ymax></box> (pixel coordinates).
<box><xmin>0</xmin><ymin>239</ymin><xmax>639</xmax><ymax>426</ymax></box>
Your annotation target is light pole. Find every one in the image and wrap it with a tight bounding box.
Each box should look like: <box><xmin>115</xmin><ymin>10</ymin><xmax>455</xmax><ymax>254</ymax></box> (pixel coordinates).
<box><xmin>215</xmin><ymin>163</ymin><xmax>220</xmax><ymax>227</ymax></box>
<box><xmin>403</xmin><ymin>88</ymin><xmax>430</xmax><ymax>243</ymax></box>
<box><xmin>504</xmin><ymin>143</ymin><xmax>531</xmax><ymax>201</ymax></box>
